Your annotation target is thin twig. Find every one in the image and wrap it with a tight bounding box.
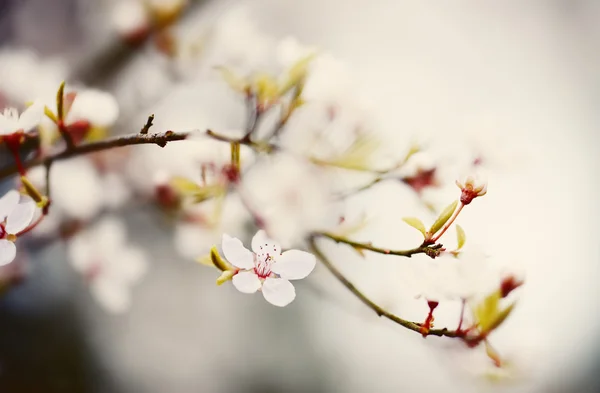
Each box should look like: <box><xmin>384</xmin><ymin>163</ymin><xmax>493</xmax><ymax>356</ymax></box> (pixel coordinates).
<box><xmin>0</xmin><ymin>130</ymin><xmax>191</xmax><ymax>180</ymax></box>
<box><xmin>307</xmin><ymin>234</ymin><xmax>461</xmax><ymax>338</ymax></box>
<box><xmin>313</xmin><ymin>231</ymin><xmax>442</xmax><ymax>258</ymax></box>
<box><xmin>140</xmin><ymin>114</ymin><xmax>155</xmax><ymax>135</ymax></box>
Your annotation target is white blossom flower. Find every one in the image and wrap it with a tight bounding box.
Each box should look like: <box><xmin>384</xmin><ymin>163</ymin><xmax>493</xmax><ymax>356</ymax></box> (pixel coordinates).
<box><xmin>222</xmin><ymin>230</ymin><xmax>316</xmax><ymax>307</ymax></box>
<box><xmin>68</xmin><ymin>217</ymin><xmax>147</xmax><ymax>314</ymax></box>
<box><xmin>0</xmin><ymin>190</ymin><xmax>36</xmax><ymax>266</ymax></box>
<box><xmin>0</xmin><ymin>103</ymin><xmax>44</xmax><ymax>137</ymax></box>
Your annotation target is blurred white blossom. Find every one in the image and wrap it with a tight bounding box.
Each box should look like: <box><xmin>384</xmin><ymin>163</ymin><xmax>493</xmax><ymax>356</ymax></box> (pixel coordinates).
<box><xmin>67</xmin><ymin>89</ymin><xmax>120</xmax><ymax>129</ymax></box>
<box><xmin>68</xmin><ymin>217</ymin><xmax>147</xmax><ymax>314</ymax></box>
<box><xmin>0</xmin><ymin>49</ymin><xmax>67</xmax><ymax>105</ymax></box>
<box><xmin>242</xmin><ymin>154</ymin><xmax>339</xmax><ymax>248</ymax></box>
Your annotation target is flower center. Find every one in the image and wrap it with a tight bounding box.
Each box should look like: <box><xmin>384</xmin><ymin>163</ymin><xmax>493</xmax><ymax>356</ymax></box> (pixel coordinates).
<box><xmin>0</xmin><ymin>223</ymin><xmax>6</xmax><ymax>239</ymax></box>
<box><xmin>254</xmin><ymin>253</ymin><xmax>273</xmax><ymax>279</ymax></box>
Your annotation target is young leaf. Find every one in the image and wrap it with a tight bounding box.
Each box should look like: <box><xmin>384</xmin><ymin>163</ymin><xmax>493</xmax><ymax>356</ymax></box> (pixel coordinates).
<box><xmin>402</xmin><ymin>217</ymin><xmax>426</xmax><ymax>236</ymax></box>
<box><xmin>209</xmin><ymin>246</ymin><xmax>230</xmax><ymax>272</ymax></box>
<box><xmin>429</xmin><ymin>200</ymin><xmax>458</xmax><ymax>235</ymax></box>
<box><xmin>56</xmin><ymin>81</ymin><xmax>65</xmax><ymax>120</ymax></box>
<box><xmin>488</xmin><ymin>302</ymin><xmax>517</xmax><ymax>332</ymax></box>
<box><xmin>215</xmin><ymin>66</ymin><xmax>247</xmax><ymax>92</ymax></box>
<box><xmin>474</xmin><ymin>290</ymin><xmax>501</xmax><ymax>333</ymax></box>
<box><xmin>216</xmin><ymin>270</ymin><xmax>235</xmax><ymax>285</ymax></box>
<box><xmin>170</xmin><ymin>176</ymin><xmax>201</xmax><ymax>194</ymax></box>
<box><xmin>456</xmin><ymin>224</ymin><xmax>466</xmax><ymax>250</ymax></box>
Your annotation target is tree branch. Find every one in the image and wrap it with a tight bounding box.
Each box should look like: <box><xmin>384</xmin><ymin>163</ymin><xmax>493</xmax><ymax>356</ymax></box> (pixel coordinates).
<box><xmin>0</xmin><ymin>130</ymin><xmax>192</xmax><ymax>180</ymax></box>
<box><xmin>307</xmin><ymin>234</ymin><xmax>461</xmax><ymax>338</ymax></box>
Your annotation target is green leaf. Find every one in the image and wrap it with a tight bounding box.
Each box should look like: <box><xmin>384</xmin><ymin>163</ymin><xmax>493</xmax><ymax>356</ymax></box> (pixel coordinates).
<box><xmin>402</xmin><ymin>217</ymin><xmax>426</xmax><ymax>237</ymax></box>
<box><xmin>474</xmin><ymin>290</ymin><xmax>500</xmax><ymax>333</ymax></box>
<box><xmin>429</xmin><ymin>200</ymin><xmax>458</xmax><ymax>235</ymax></box>
<box><xmin>456</xmin><ymin>224</ymin><xmax>466</xmax><ymax>250</ymax></box>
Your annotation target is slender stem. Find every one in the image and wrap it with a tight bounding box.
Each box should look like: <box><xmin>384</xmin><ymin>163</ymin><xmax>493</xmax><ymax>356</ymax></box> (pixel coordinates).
<box><xmin>240</xmin><ymin>94</ymin><xmax>260</xmax><ymax>142</ymax></box>
<box><xmin>206</xmin><ymin>129</ymin><xmax>276</xmax><ymax>152</ymax></box>
<box><xmin>457</xmin><ymin>298</ymin><xmax>466</xmax><ymax>332</ymax></box>
<box><xmin>431</xmin><ymin>202</ymin><xmax>464</xmax><ymax>243</ymax></box>
<box><xmin>336</xmin><ymin>177</ymin><xmax>383</xmax><ymax>199</ymax></box>
<box><xmin>307</xmin><ymin>235</ymin><xmax>461</xmax><ymax>338</ymax></box>
<box><xmin>16</xmin><ymin>214</ymin><xmax>45</xmax><ymax>237</ymax></box>
<box><xmin>0</xmin><ymin>130</ymin><xmax>191</xmax><ymax>180</ymax></box>
<box><xmin>314</xmin><ymin>231</ymin><xmax>440</xmax><ymax>258</ymax></box>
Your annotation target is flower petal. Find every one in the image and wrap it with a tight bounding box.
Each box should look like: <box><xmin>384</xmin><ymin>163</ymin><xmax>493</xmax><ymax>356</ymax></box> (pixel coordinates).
<box><xmin>222</xmin><ymin>233</ymin><xmax>254</xmax><ymax>269</ymax></box>
<box><xmin>251</xmin><ymin>229</ymin><xmax>269</xmax><ymax>253</ymax></box>
<box><xmin>17</xmin><ymin>102</ymin><xmax>44</xmax><ymax>132</ymax></box>
<box><xmin>262</xmin><ymin>277</ymin><xmax>295</xmax><ymax>307</ymax></box>
<box><xmin>0</xmin><ymin>190</ymin><xmax>20</xmax><ymax>221</ymax></box>
<box><xmin>232</xmin><ymin>270</ymin><xmax>261</xmax><ymax>293</ymax></box>
<box><xmin>251</xmin><ymin>229</ymin><xmax>282</xmax><ymax>256</ymax></box>
<box><xmin>5</xmin><ymin>200</ymin><xmax>36</xmax><ymax>234</ymax></box>
<box><xmin>0</xmin><ymin>239</ymin><xmax>17</xmax><ymax>266</ymax></box>
<box><xmin>271</xmin><ymin>249</ymin><xmax>316</xmax><ymax>280</ymax></box>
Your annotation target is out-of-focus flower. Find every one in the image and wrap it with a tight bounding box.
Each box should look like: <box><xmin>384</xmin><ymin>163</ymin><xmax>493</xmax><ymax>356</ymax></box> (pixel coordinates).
<box><xmin>0</xmin><ymin>190</ymin><xmax>36</xmax><ymax>266</ymax></box>
<box><xmin>111</xmin><ymin>0</ymin><xmax>151</xmax><ymax>42</ymax></box>
<box><xmin>222</xmin><ymin>230</ymin><xmax>316</xmax><ymax>307</ymax></box>
<box><xmin>174</xmin><ymin>194</ymin><xmax>249</xmax><ymax>260</ymax></box>
<box><xmin>26</xmin><ymin>157</ymin><xmax>131</xmax><ymax>238</ymax></box>
<box><xmin>413</xmin><ymin>247</ymin><xmax>502</xmax><ymax>302</ymax></box>
<box><xmin>68</xmin><ymin>217</ymin><xmax>147</xmax><ymax>314</ymax></box>
<box><xmin>242</xmin><ymin>154</ymin><xmax>338</xmax><ymax>248</ymax></box>
<box><xmin>0</xmin><ymin>49</ymin><xmax>67</xmax><ymax>105</ymax></box>
<box><xmin>0</xmin><ymin>104</ymin><xmax>44</xmax><ymax>138</ymax></box>
<box><xmin>111</xmin><ymin>0</ymin><xmax>188</xmax><ymax>42</ymax></box>
<box><xmin>394</xmin><ymin>151</ymin><xmax>439</xmax><ymax>194</ymax></box>
<box><xmin>67</xmin><ymin>89</ymin><xmax>120</xmax><ymax>130</ymax></box>
<box><xmin>41</xmin><ymin>86</ymin><xmax>120</xmax><ymax>146</ymax></box>
<box><xmin>456</xmin><ymin>174</ymin><xmax>488</xmax><ymax>205</ymax></box>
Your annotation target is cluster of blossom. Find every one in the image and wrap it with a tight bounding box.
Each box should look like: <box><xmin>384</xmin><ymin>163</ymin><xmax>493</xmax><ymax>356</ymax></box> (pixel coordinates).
<box><xmin>0</xmin><ymin>14</ymin><xmax>523</xmax><ymax>381</ymax></box>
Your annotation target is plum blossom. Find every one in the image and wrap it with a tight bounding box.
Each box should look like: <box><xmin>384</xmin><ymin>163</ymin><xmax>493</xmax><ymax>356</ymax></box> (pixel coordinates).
<box><xmin>68</xmin><ymin>217</ymin><xmax>147</xmax><ymax>314</ymax></box>
<box><xmin>222</xmin><ymin>230</ymin><xmax>316</xmax><ymax>307</ymax></box>
<box><xmin>0</xmin><ymin>190</ymin><xmax>36</xmax><ymax>266</ymax></box>
<box><xmin>0</xmin><ymin>103</ymin><xmax>44</xmax><ymax>138</ymax></box>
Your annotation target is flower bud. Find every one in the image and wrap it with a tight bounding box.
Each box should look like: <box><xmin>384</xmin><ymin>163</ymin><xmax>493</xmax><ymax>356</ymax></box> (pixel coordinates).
<box><xmin>456</xmin><ymin>174</ymin><xmax>487</xmax><ymax>205</ymax></box>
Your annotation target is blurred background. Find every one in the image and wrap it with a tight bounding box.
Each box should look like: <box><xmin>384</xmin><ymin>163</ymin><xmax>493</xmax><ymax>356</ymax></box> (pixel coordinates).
<box><xmin>1</xmin><ymin>0</ymin><xmax>599</xmax><ymax>392</ymax></box>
